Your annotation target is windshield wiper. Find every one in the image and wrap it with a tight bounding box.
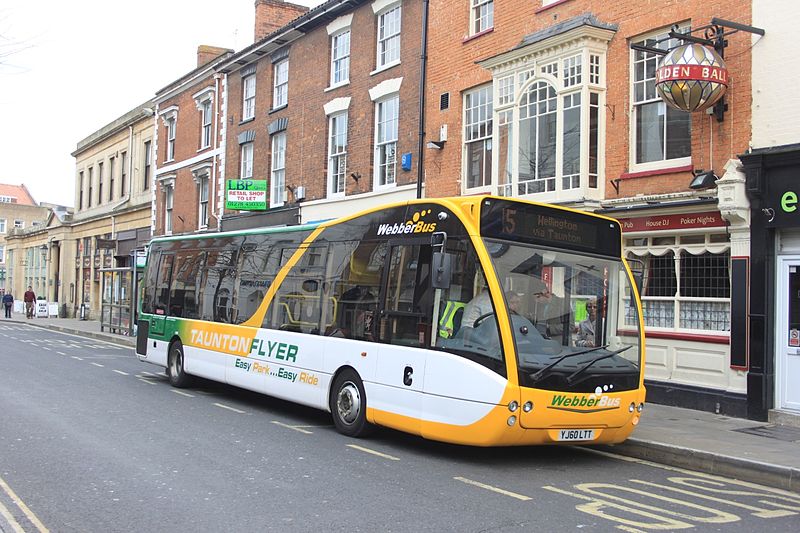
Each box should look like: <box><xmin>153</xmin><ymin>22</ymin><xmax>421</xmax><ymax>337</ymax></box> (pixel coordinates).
<box><xmin>565</xmin><ymin>346</ymin><xmax>633</xmax><ymax>386</ymax></box>
<box><xmin>526</xmin><ymin>345</ymin><xmax>609</xmax><ymax>384</ymax></box>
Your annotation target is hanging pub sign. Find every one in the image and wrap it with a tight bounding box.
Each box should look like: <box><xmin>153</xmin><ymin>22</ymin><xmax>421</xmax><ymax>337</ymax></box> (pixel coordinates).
<box><xmin>655</xmin><ymin>43</ymin><xmax>728</xmax><ymax>112</ymax></box>
<box><xmin>225</xmin><ymin>179</ymin><xmax>267</xmax><ymax>211</ymax></box>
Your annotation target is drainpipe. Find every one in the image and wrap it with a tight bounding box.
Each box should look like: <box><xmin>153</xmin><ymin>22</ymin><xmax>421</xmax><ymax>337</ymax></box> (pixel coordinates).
<box><xmin>209</xmin><ymin>73</ymin><xmax>223</xmax><ymax>229</ymax></box>
<box><xmin>416</xmin><ymin>0</ymin><xmax>430</xmax><ymax>199</ymax></box>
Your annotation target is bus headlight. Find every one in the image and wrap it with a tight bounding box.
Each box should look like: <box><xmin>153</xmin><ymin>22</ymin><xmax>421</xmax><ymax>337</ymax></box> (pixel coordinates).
<box><xmin>629</xmin><ymin>402</ymin><xmax>636</xmax><ymax>413</ymax></box>
<box><xmin>637</xmin><ymin>403</ymin><xmax>644</xmax><ymax>413</ymax></box>
<box><xmin>508</xmin><ymin>401</ymin><xmax>519</xmax><ymax>412</ymax></box>
<box><xmin>522</xmin><ymin>401</ymin><xmax>533</xmax><ymax>412</ymax></box>
<box><xmin>507</xmin><ymin>415</ymin><xmax>517</xmax><ymax>426</ymax></box>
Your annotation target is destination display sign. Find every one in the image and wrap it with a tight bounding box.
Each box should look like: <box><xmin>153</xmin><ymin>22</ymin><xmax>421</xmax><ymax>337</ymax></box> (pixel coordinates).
<box><xmin>480</xmin><ymin>199</ymin><xmax>621</xmax><ymax>257</ymax></box>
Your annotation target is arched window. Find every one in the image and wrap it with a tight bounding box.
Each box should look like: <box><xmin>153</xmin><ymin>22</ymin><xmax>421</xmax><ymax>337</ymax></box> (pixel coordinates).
<box><xmin>518</xmin><ymin>80</ymin><xmax>557</xmax><ymax>194</ymax></box>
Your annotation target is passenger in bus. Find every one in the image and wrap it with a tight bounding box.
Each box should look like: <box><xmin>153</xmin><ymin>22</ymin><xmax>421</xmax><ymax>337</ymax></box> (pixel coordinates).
<box><xmin>533</xmin><ymin>287</ymin><xmax>567</xmax><ymax>340</ymax></box>
<box><xmin>575</xmin><ymin>299</ymin><xmax>598</xmax><ymax>347</ymax></box>
<box><xmin>462</xmin><ymin>287</ymin><xmax>492</xmax><ymax>329</ymax></box>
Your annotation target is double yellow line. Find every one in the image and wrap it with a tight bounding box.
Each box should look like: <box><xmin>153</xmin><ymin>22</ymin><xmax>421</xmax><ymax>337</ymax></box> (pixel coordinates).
<box><xmin>0</xmin><ymin>475</ymin><xmax>48</xmax><ymax>533</ymax></box>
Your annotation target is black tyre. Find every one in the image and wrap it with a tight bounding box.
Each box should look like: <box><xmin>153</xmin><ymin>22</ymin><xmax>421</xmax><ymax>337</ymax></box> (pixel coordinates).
<box><xmin>330</xmin><ymin>369</ymin><xmax>372</xmax><ymax>437</ymax></box>
<box><xmin>167</xmin><ymin>340</ymin><xmax>191</xmax><ymax>388</ymax></box>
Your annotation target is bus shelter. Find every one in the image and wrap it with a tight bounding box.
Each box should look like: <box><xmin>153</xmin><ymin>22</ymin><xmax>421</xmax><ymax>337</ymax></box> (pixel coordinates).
<box><xmin>100</xmin><ymin>266</ymin><xmax>135</xmax><ymax>336</ymax></box>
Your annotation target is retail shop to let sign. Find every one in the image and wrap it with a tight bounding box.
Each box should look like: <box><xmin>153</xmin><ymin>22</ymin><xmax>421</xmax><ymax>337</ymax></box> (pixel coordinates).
<box><xmin>225</xmin><ymin>180</ymin><xmax>267</xmax><ymax>210</ymax></box>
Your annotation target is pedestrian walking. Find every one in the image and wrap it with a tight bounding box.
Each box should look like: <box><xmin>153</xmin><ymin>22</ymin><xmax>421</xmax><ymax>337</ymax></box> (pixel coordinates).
<box><xmin>2</xmin><ymin>291</ymin><xmax>13</xmax><ymax>318</ymax></box>
<box><xmin>24</xmin><ymin>286</ymin><xmax>36</xmax><ymax>319</ymax></box>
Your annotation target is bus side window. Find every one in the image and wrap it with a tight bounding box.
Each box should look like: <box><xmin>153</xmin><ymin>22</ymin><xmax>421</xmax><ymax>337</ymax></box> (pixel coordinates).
<box><xmin>236</xmin><ymin>236</ymin><xmax>274</xmax><ymax>324</ymax></box>
<box><xmin>154</xmin><ymin>254</ymin><xmax>174</xmax><ymax>315</ymax></box>
<box><xmin>141</xmin><ymin>250</ymin><xmax>161</xmax><ymax>315</ymax></box>
<box><xmin>264</xmin><ymin>245</ymin><xmax>327</xmax><ymax>334</ymax></box>
<box><xmin>322</xmin><ymin>240</ymin><xmax>383</xmax><ymax>340</ymax></box>
<box><xmin>169</xmin><ymin>251</ymin><xmax>203</xmax><ymax>318</ymax></box>
<box><xmin>380</xmin><ymin>244</ymin><xmax>433</xmax><ymax>347</ymax></box>
<box><xmin>200</xmin><ymin>246</ymin><xmax>239</xmax><ymax>323</ymax></box>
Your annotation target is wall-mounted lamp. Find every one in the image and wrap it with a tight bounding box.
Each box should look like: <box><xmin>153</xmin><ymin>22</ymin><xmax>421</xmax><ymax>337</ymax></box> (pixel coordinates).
<box><xmin>426</xmin><ymin>140</ymin><xmax>445</xmax><ymax>150</ymax></box>
<box><xmin>689</xmin><ymin>169</ymin><xmax>719</xmax><ymax>190</ymax></box>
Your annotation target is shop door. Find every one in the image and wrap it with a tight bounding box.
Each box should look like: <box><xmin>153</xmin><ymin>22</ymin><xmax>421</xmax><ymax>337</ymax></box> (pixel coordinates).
<box><xmin>777</xmin><ymin>257</ymin><xmax>800</xmax><ymax>412</ymax></box>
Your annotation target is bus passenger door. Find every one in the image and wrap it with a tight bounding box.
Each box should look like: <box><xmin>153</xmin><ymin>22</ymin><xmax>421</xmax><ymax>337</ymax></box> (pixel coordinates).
<box><xmin>372</xmin><ymin>242</ymin><xmax>432</xmax><ymax>432</ymax></box>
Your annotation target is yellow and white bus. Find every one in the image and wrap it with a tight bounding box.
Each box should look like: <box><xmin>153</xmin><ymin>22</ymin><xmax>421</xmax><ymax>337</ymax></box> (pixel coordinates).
<box><xmin>136</xmin><ymin>196</ymin><xmax>645</xmax><ymax>446</ymax></box>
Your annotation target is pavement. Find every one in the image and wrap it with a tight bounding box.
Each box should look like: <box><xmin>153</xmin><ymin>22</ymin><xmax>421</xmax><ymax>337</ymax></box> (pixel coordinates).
<box><xmin>5</xmin><ymin>312</ymin><xmax>800</xmax><ymax>494</ymax></box>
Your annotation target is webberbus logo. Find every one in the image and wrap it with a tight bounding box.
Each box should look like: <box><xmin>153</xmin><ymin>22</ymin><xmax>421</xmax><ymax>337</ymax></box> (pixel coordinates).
<box><xmin>377</xmin><ymin>209</ymin><xmax>437</xmax><ymax>236</ymax></box>
<box><xmin>548</xmin><ymin>393</ymin><xmax>621</xmax><ymax>412</ymax></box>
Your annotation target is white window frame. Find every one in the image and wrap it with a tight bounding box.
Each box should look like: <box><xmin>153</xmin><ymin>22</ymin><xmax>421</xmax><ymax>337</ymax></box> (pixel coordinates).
<box><xmin>164</xmin><ymin>182</ymin><xmax>174</xmax><ymax>235</ymax></box>
<box><xmin>328</xmin><ymin>112</ymin><xmax>348</xmax><ymax>197</ymax></box>
<box><xmin>0</xmin><ymin>219</ymin><xmax>6</xmax><ymax>233</ymax></box>
<box><xmin>200</xmin><ymin>99</ymin><xmax>212</xmax><ymax>149</ymax></box>
<box><xmin>159</xmin><ymin>107</ymin><xmax>179</xmax><ymax>163</ymax></box>
<box><xmin>463</xmin><ymin>84</ymin><xmax>493</xmax><ymax>192</ymax></box>
<box><xmin>624</xmin><ymin>232</ymin><xmax>731</xmax><ymax>334</ymax></box>
<box><xmin>374</xmin><ymin>94</ymin><xmax>399</xmax><ymax>189</ymax></box>
<box><xmin>240</xmin><ymin>142</ymin><xmax>254</xmax><ymax>179</ymax></box>
<box><xmin>470</xmin><ymin>0</ymin><xmax>494</xmax><ymax>36</ymax></box>
<box><xmin>486</xmin><ymin>39</ymin><xmax>610</xmax><ymax>204</ymax></box>
<box><xmin>330</xmin><ymin>29</ymin><xmax>351</xmax><ymax>88</ymax></box>
<box><xmin>198</xmin><ymin>174</ymin><xmax>209</xmax><ymax>229</ymax></box>
<box><xmin>375</xmin><ymin>2</ymin><xmax>401</xmax><ymax>71</ymax></box>
<box><xmin>629</xmin><ymin>26</ymin><xmax>691</xmax><ymax>173</ymax></box>
<box><xmin>166</xmin><ymin>117</ymin><xmax>176</xmax><ymax>161</ymax></box>
<box><xmin>0</xmin><ymin>245</ymin><xmax>4</xmax><ymax>264</ymax></box>
<box><xmin>273</xmin><ymin>59</ymin><xmax>289</xmax><ymax>109</ymax></box>
<box><xmin>242</xmin><ymin>74</ymin><xmax>256</xmax><ymax>121</ymax></box>
<box><xmin>271</xmin><ymin>132</ymin><xmax>287</xmax><ymax>208</ymax></box>
<box><xmin>14</xmin><ymin>220</ymin><xmax>24</xmax><ymax>229</ymax></box>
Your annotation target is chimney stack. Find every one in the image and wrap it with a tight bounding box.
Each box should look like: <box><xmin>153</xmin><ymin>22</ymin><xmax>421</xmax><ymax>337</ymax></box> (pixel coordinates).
<box><xmin>254</xmin><ymin>0</ymin><xmax>309</xmax><ymax>42</ymax></box>
<box><xmin>197</xmin><ymin>45</ymin><xmax>233</xmax><ymax>68</ymax></box>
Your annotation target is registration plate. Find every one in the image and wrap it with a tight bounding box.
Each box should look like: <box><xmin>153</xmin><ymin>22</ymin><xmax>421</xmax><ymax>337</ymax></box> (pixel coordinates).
<box><xmin>557</xmin><ymin>429</ymin><xmax>596</xmax><ymax>441</ymax></box>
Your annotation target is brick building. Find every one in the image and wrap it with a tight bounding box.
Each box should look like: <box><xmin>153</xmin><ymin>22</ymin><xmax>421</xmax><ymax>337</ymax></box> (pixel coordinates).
<box><xmin>423</xmin><ymin>0</ymin><xmax>756</xmax><ymax>417</ymax></box>
<box><xmin>216</xmin><ymin>0</ymin><xmax>424</xmax><ymax>229</ymax></box>
<box><xmin>152</xmin><ymin>46</ymin><xmax>233</xmax><ymax>237</ymax></box>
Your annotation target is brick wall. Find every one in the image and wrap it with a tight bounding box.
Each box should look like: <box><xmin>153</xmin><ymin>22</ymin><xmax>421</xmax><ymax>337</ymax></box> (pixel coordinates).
<box><xmin>425</xmin><ymin>0</ymin><xmax>753</xmax><ymax>200</ymax></box>
<box><xmin>254</xmin><ymin>0</ymin><xmax>309</xmax><ymax>42</ymax></box>
<box><xmin>154</xmin><ymin>72</ymin><xmax>221</xmax><ymax>236</ymax></box>
<box><xmin>225</xmin><ymin>0</ymin><xmax>423</xmax><ymax>208</ymax></box>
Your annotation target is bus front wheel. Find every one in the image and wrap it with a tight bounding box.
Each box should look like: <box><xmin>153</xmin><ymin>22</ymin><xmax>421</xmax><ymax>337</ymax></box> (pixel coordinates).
<box><xmin>167</xmin><ymin>340</ymin><xmax>191</xmax><ymax>388</ymax></box>
<box><xmin>330</xmin><ymin>369</ymin><xmax>371</xmax><ymax>437</ymax></box>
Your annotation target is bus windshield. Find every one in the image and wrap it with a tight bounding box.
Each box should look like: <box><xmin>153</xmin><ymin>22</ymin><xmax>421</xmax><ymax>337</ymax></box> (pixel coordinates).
<box><xmin>482</xmin><ymin>238</ymin><xmax>641</xmax><ymax>393</ymax></box>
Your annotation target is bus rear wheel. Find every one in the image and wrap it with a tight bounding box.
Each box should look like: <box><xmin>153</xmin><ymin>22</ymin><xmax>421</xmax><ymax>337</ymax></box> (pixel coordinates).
<box><xmin>167</xmin><ymin>340</ymin><xmax>191</xmax><ymax>388</ymax></box>
<box><xmin>330</xmin><ymin>369</ymin><xmax>371</xmax><ymax>437</ymax></box>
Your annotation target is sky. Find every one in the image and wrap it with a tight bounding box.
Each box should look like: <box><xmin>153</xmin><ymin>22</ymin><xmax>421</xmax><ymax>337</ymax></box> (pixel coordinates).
<box><xmin>0</xmin><ymin>0</ymin><xmax>323</xmax><ymax>207</ymax></box>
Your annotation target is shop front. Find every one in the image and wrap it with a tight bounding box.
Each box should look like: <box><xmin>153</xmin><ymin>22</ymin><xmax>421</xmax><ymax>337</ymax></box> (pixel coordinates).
<box><xmin>742</xmin><ymin>144</ymin><xmax>800</xmax><ymax>419</ymax></box>
<box><xmin>601</xmin><ymin>198</ymin><xmax>750</xmax><ymax>417</ymax></box>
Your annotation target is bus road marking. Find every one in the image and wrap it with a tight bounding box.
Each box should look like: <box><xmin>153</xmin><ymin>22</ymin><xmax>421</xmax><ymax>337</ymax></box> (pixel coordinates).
<box><xmin>454</xmin><ymin>476</ymin><xmax>531</xmax><ymax>501</ymax></box>
<box><xmin>0</xmin><ymin>475</ymin><xmax>50</xmax><ymax>532</ymax></box>
<box><xmin>171</xmin><ymin>390</ymin><xmax>195</xmax><ymax>398</ymax></box>
<box><xmin>347</xmin><ymin>444</ymin><xmax>400</xmax><ymax>461</ymax></box>
<box><xmin>112</xmin><ymin>370</ymin><xmax>129</xmax><ymax>376</ymax></box>
<box><xmin>56</xmin><ymin>352</ymin><xmax>66</xmax><ymax>356</ymax></box>
<box><xmin>41</xmin><ymin>346</ymin><xmax>50</xmax><ymax>351</ymax></box>
<box><xmin>140</xmin><ymin>371</ymin><xmax>159</xmax><ymax>377</ymax></box>
<box><xmin>583</xmin><ymin>448</ymin><xmax>800</xmax><ymax>500</ymax></box>
<box><xmin>0</xmin><ymin>499</ymin><xmax>25</xmax><ymax>533</ymax></box>
<box><xmin>137</xmin><ymin>378</ymin><xmax>156</xmax><ymax>385</ymax></box>
<box><xmin>214</xmin><ymin>403</ymin><xmax>246</xmax><ymax>414</ymax></box>
<box><xmin>90</xmin><ymin>362</ymin><xmax>104</xmax><ymax>368</ymax></box>
<box><xmin>71</xmin><ymin>356</ymin><xmax>83</xmax><ymax>361</ymax></box>
<box><xmin>271</xmin><ymin>421</ymin><xmax>314</xmax><ymax>434</ymax></box>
